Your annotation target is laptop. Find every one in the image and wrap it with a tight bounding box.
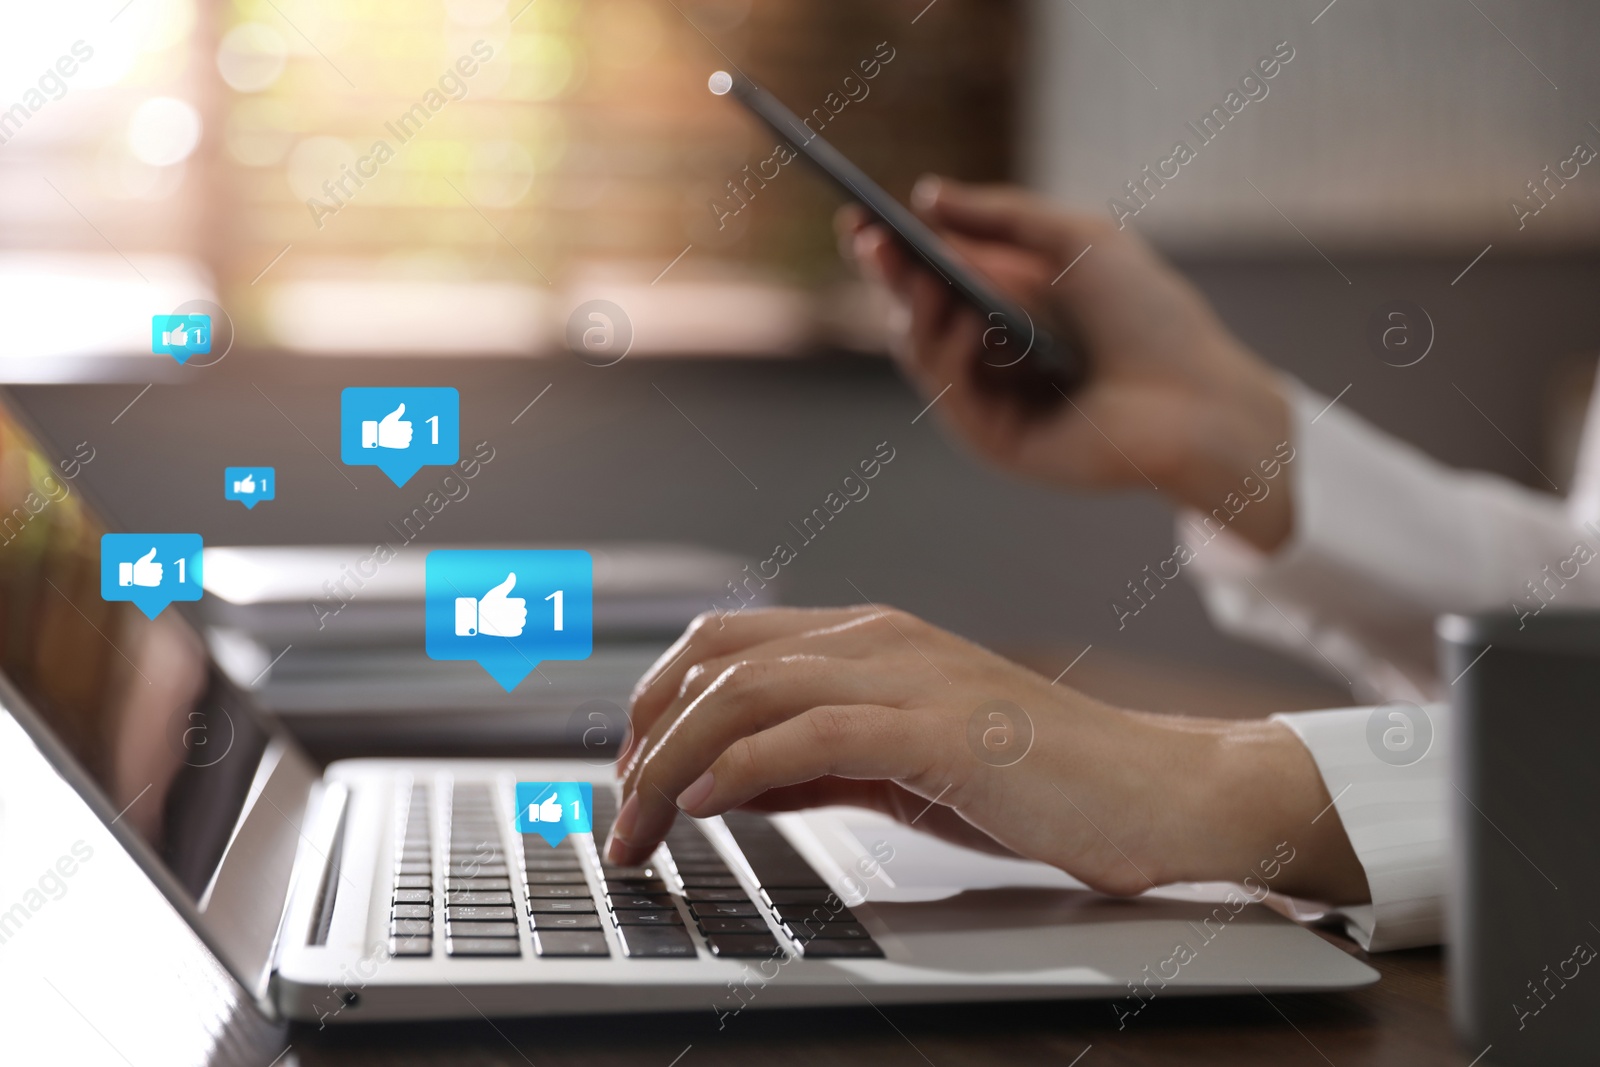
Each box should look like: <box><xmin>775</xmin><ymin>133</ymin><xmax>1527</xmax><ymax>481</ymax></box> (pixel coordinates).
<box><xmin>0</xmin><ymin>387</ymin><xmax>1377</xmax><ymax>1023</ymax></box>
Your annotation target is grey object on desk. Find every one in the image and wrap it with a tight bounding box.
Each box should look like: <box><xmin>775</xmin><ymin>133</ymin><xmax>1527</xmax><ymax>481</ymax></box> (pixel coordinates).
<box><xmin>200</xmin><ymin>542</ymin><xmax>772</xmax><ymax>756</ymax></box>
<box><xmin>1440</xmin><ymin>611</ymin><xmax>1600</xmax><ymax>1066</ymax></box>
<box><xmin>201</xmin><ymin>541</ymin><xmax>770</xmax><ymax>645</ymax></box>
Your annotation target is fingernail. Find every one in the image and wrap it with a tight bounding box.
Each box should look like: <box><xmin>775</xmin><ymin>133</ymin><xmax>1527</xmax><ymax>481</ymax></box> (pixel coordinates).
<box><xmin>676</xmin><ymin>770</ymin><xmax>715</xmax><ymax>814</ymax></box>
<box><xmin>605</xmin><ymin>834</ymin><xmax>631</xmax><ymax>865</ymax></box>
<box><xmin>605</xmin><ymin>792</ymin><xmax>639</xmax><ymax>863</ymax></box>
<box><xmin>912</xmin><ymin>173</ymin><xmax>942</xmax><ymax>208</ymax></box>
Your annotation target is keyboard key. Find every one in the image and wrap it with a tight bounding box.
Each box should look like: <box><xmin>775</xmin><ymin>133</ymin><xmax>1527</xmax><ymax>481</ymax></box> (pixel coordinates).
<box><xmin>672</xmin><ymin>862</ymin><xmax>732</xmax><ymax>874</ymax></box>
<box><xmin>690</xmin><ymin>901</ymin><xmax>760</xmax><ymax>918</ymax></box>
<box><xmin>447</xmin><ymin>891</ymin><xmax>513</xmax><ymax>906</ymax></box>
<box><xmin>395</xmin><ymin>875</ymin><xmax>432</xmax><ymax>889</ymax></box>
<box><xmin>523</xmin><ymin>859</ymin><xmax>583</xmax><ymax>873</ymax></box>
<box><xmin>447</xmin><ymin>906</ymin><xmax>515</xmax><ymax>921</ymax></box>
<box><xmin>753</xmin><ymin>879</ymin><xmax>830</xmax><ymax>891</ymax></box>
<box><xmin>607</xmin><ymin>893</ymin><xmax>674</xmax><ymax>910</ymax></box>
<box><xmin>698</xmin><ymin>916</ymin><xmax>770</xmax><ymax>934</ymax></box>
<box><xmin>526</xmin><ymin>885</ymin><xmax>592</xmax><ymax>899</ymax></box>
<box><xmin>447</xmin><ymin>937</ymin><xmax>522</xmax><ymax>957</ymax></box>
<box><xmin>763</xmin><ymin>888</ymin><xmax>847</xmax><ymax>906</ymax></box>
<box><xmin>721</xmin><ymin>812</ymin><xmax>831</xmax><ymax>888</ymax></box>
<box><xmin>446</xmin><ymin>921</ymin><xmax>519</xmax><ymax>938</ymax></box>
<box><xmin>391</xmin><ymin>919</ymin><xmax>432</xmax><ymax>936</ymax></box>
<box><xmin>800</xmin><ymin>938</ymin><xmax>884</xmax><ymax>958</ymax></box>
<box><xmin>391</xmin><ymin>904</ymin><xmax>432</xmax><ymax>920</ymax></box>
<box><xmin>389</xmin><ymin>937</ymin><xmax>432</xmax><ymax>957</ymax></box>
<box><xmin>600</xmin><ymin>865</ymin><xmax>659</xmax><ymax>880</ymax></box>
<box><xmin>705</xmin><ymin>934</ymin><xmax>784</xmax><ymax>958</ymax></box>
<box><xmin>677</xmin><ymin>874</ymin><xmax>741</xmax><ymax>888</ymax></box>
<box><xmin>393</xmin><ymin>889</ymin><xmax>432</xmax><ymax>905</ymax></box>
<box><xmin>534</xmin><ymin>930</ymin><xmax>611</xmax><ymax>957</ymax></box>
<box><xmin>395</xmin><ymin>862</ymin><xmax>431</xmax><ymax>875</ymax></box>
<box><xmin>774</xmin><ymin>902</ymin><xmax>856</xmax><ymax>924</ymax></box>
<box><xmin>668</xmin><ymin>851</ymin><xmax>725</xmax><ymax>866</ymax></box>
<box><xmin>612</xmin><ymin>910</ymin><xmax>684</xmax><ymax>926</ymax></box>
<box><xmin>787</xmin><ymin>921</ymin><xmax>871</xmax><ymax>940</ymax></box>
<box><xmin>527</xmin><ymin>898</ymin><xmax>597</xmax><ymax>914</ymax></box>
<box><xmin>666</xmin><ymin>838</ymin><xmax>721</xmax><ymax>852</ymax></box>
<box><xmin>684</xmin><ymin>888</ymin><xmax>751</xmax><ymax>903</ymax></box>
<box><xmin>448</xmin><ymin>877</ymin><xmax>511</xmax><ymax>891</ymax></box>
<box><xmin>530</xmin><ymin>913</ymin><xmax>602</xmax><ymax>930</ymax></box>
<box><xmin>617</xmin><ymin>925</ymin><xmax>697</xmax><ymax>958</ymax></box>
<box><xmin>525</xmin><ymin>871</ymin><xmax>587</xmax><ymax>885</ymax></box>
<box><xmin>604</xmin><ymin>879</ymin><xmax>668</xmax><ymax>894</ymax></box>
<box><xmin>523</xmin><ymin>835</ymin><xmax>575</xmax><ymax>852</ymax></box>
<box><xmin>449</xmin><ymin>864</ymin><xmax>509</xmax><ymax>878</ymax></box>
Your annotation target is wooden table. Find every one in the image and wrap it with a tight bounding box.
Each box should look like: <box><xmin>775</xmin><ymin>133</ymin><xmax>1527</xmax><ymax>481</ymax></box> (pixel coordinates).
<box><xmin>136</xmin><ymin>935</ymin><xmax>1459</xmax><ymax>1067</ymax></box>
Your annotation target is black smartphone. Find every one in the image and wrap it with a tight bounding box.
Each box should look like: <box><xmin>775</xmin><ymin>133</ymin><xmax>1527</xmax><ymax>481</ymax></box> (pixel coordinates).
<box><xmin>712</xmin><ymin>69</ymin><xmax>1085</xmax><ymax>393</ymax></box>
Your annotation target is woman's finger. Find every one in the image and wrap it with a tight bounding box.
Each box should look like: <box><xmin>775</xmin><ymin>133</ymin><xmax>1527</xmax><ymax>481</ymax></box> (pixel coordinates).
<box><xmin>620</xmin><ymin>604</ymin><xmax>928</xmax><ymax>796</ymax></box>
<box><xmin>853</xmin><ymin>224</ymin><xmax>916</xmax><ymax>298</ymax></box>
<box><xmin>625</xmin><ymin>607</ymin><xmax>876</xmax><ymax>763</ymax></box>
<box><xmin>619</xmin><ymin>616</ymin><xmax>910</xmax><ymax>798</ymax></box>
<box><xmin>678</xmin><ymin>703</ymin><xmax>939</xmax><ymax>820</ymax></box>
<box><xmin>913</xmin><ymin>176</ymin><xmax>1102</xmax><ymax>261</ymax></box>
<box><xmin>608</xmin><ymin>658</ymin><xmax>903</xmax><ymax>865</ymax></box>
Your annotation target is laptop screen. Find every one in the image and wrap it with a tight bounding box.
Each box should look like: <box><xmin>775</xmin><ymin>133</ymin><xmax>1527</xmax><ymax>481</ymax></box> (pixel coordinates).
<box><xmin>0</xmin><ymin>392</ymin><xmax>272</xmax><ymax>900</ymax></box>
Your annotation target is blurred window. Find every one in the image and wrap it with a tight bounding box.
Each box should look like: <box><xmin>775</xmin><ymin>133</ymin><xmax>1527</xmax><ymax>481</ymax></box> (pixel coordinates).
<box><xmin>1</xmin><ymin>0</ymin><xmax>1021</xmax><ymax>358</ymax></box>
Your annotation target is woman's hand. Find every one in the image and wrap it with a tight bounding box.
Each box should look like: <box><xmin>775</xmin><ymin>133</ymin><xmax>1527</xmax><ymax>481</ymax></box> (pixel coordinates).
<box><xmin>610</xmin><ymin>607</ymin><xmax>1369</xmax><ymax>904</ymax></box>
<box><xmin>841</xmin><ymin>178</ymin><xmax>1294</xmax><ymax>552</ymax></box>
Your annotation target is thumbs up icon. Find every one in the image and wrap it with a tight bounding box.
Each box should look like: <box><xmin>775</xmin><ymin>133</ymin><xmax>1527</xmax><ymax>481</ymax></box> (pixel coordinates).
<box><xmin>454</xmin><ymin>572</ymin><xmax>527</xmax><ymax>637</ymax></box>
<box><xmin>101</xmin><ymin>532</ymin><xmax>203</xmax><ymax>618</ymax></box>
<box><xmin>361</xmin><ymin>403</ymin><xmax>413</xmax><ymax>450</ymax></box>
<box><xmin>527</xmin><ymin>793</ymin><xmax>564</xmax><ymax>823</ymax></box>
<box><xmin>513</xmin><ymin>781</ymin><xmax>593</xmax><ymax>843</ymax></box>
<box><xmin>477</xmin><ymin>572</ymin><xmax>526</xmax><ymax>637</ymax></box>
<box><xmin>119</xmin><ymin>547</ymin><xmax>164</xmax><ymax>588</ymax></box>
<box><xmin>232</xmin><ymin>473</ymin><xmax>256</xmax><ymax>494</ymax></box>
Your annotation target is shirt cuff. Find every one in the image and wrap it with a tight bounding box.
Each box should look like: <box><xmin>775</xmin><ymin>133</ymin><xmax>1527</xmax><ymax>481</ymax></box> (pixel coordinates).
<box><xmin>1177</xmin><ymin>379</ymin><xmax>1453</xmax><ymax>699</ymax></box>
<box><xmin>1181</xmin><ymin>376</ymin><xmax>1586</xmax><ymax>700</ymax></box>
<box><xmin>1270</xmin><ymin>704</ymin><xmax>1449</xmax><ymax>951</ymax></box>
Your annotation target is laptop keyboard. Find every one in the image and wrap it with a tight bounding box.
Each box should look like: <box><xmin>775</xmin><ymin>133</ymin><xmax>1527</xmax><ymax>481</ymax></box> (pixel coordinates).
<box><xmin>387</xmin><ymin>783</ymin><xmax>435</xmax><ymax>956</ymax></box>
<box><xmin>385</xmin><ymin>778</ymin><xmax>886</xmax><ymax>962</ymax></box>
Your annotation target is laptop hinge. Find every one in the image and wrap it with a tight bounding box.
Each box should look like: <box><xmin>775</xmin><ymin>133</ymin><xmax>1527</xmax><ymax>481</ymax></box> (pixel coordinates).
<box><xmin>269</xmin><ymin>782</ymin><xmax>348</xmax><ymax>973</ymax></box>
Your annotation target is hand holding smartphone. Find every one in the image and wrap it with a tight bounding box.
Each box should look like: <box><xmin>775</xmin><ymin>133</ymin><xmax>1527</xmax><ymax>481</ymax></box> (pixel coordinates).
<box><xmin>710</xmin><ymin>69</ymin><xmax>1085</xmax><ymax>393</ymax></box>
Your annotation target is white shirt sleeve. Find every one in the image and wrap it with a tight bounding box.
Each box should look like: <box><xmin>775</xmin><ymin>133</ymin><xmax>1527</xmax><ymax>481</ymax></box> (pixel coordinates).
<box><xmin>1271</xmin><ymin>703</ymin><xmax>1449</xmax><ymax>951</ymax></box>
<box><xmin>1183</xmin><ymin>376</ymin><xmax>1600</xmax><ymax>702</ymax></box>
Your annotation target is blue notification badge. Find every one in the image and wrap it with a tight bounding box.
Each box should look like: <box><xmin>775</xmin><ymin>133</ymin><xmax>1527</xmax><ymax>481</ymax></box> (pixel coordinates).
<box><xmin>514</xmin><ymin>782</ymin><xmax>594</xmax><ymax>847</ymax></box>
<box><xmin>151</xmin><ymin>314</ymin><xmax>212</xmax><ymax>362</ymax></box>
<box><xmin>100</xmin><ymin>533</ymin><xmax>204</xmax><ymax>619</ymax></box>
<box><xmin>424</xmin><ymin>549</ymin><xmax>593</xmax><ymax>691</ymax></box>
<box><xmin>339</xmin><ymin>387</ymin><xmax>459</xmax><ymax>487</ymax></box>
<box><xmin>224</xmin><ymin>466</ymin><xmax>275</xmax><ymax>509</ymax></box>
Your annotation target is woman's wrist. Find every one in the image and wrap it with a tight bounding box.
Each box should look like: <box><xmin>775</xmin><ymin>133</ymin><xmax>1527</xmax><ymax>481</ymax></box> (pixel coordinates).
<box><xmin>1163</xmin><ymin>716</ymin><xmax>1369</xmax><ymax>904</ymax></box>
<box><xmin>1164</xmin><ymin>360</ymin><xmax>1295</xmax><ymax>553</ymax></box>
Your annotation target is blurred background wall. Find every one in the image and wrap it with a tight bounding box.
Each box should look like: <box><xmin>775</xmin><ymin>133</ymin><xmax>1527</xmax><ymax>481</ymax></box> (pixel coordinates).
<box><xmin>6</xmin><ymin>0</ymin><xmax>1599</xmax><ymax>702</ymax></box>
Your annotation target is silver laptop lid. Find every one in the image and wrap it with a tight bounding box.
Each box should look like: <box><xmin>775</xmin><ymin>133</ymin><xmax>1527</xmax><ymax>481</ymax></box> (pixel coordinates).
<box><xmin>0</xmin><ymin>388</ymin><xmax>317</xmax><ymax>1010</ymax></box>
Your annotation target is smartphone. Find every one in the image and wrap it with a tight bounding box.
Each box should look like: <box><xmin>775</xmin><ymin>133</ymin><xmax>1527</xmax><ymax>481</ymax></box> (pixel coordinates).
<box><xmin>711</xmin><ymin>69</ymin><xmax>1085</xmax><ymax>392</ymax></box>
